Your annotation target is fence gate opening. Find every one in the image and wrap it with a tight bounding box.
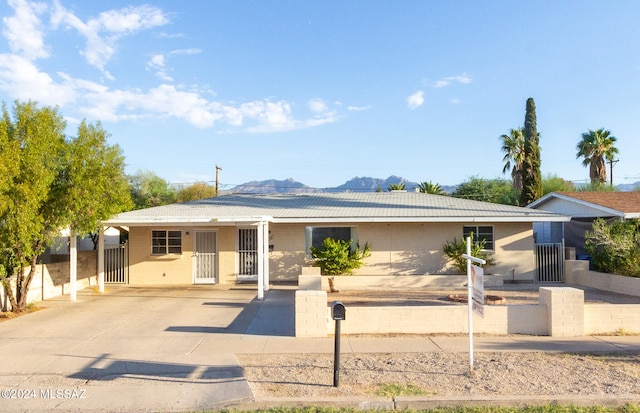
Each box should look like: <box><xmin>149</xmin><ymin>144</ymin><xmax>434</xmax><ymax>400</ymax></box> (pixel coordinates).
<box><xmin>535</xmin><ymin>242</ymin><xmax>564</xmax><ymax>283</ymax></box>
<box><xmin>105</xmin><ymin>243</ymin><xmax>128</xmax><ymax>284</ymax></box>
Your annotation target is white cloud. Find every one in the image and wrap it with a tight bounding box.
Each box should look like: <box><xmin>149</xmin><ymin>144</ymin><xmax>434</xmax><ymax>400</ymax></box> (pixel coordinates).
<box><xmin>0</xmin><ymin>53</ymin><xmax>75</xmax><ymax>105</ymax></box>
<box><xmin>347</xmin><ymin>105</ymin><xmax>372</xmax><ymax>112</ymax></box>
<box><xmin>407</xmin><ymin>91</ymin><xmax>424</xmax><ymax>109</ymax></box>
<box><xmin>433</xmin><ymin>73</ymin><xmax>473</xmax><ymax>88</ymax></box>
<box><xmin>146</xmin><ymin>49</ymin><xmax>202</xmax><ymax>81</ymax></box>
<box><xmin>51</xmin><ymin>1</ymin><xmax>169</xmax><ymax>76</ymax></box>
<box><xmin>308</xmin><ymin>98</ymin><xmax>328</xmax><ymax>113</ymax></box>
<box><xmin>0</xmin><ymin>2</ymin><xmax>338</xmax><ymax>134</ymax></box>
<box><xmin>3</xmin><ymin>0</ymin><xmax>49</xmax><ymax>60</ymax></box>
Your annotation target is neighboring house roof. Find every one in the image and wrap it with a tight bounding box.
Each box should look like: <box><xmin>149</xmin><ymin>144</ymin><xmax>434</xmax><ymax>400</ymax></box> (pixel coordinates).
<box><xmin>527</xmin><ymin>191</ymin><xmax>640</xmax><ymax>219</ymax></box>
<box><xmin>105</xmin><ymin>192</ymin><xmax>568</xmax><ymax>226</ymax></box>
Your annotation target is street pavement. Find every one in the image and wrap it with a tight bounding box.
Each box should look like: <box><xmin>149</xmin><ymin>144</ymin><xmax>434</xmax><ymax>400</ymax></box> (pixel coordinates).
<box><xmin>0</xmin><ymin>284</ymin><xmax>639</xmax><ymax>412</ymax></box>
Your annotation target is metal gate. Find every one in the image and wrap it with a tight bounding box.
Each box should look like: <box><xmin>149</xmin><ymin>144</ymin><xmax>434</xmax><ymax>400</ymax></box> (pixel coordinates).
<box><xmin>237</xmin><ymin>228</ymin><xmax>258</xmax><ymax>281</ymax></box>
<box><xmin>105</xmin><ymin>243</ymin><xmax>128</xmax><ymax>284</ymax></box>
<box><xmin>535</xmin><ymin>242</ymin><xmax>564</xmax><ymax>283</ymax></box>
<box><xmin>193</xmin><ymin>231</ymin><xmax>217</xmax><ymax>284</ymax></box>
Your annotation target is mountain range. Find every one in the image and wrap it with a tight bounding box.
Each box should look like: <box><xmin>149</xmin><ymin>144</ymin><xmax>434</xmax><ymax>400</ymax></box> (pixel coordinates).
<box><xmin>228</xmin><ymin>176</ymin><xmax>455</xmax><ymax>194</ymax></box>
<box><xmin>228</xmin><ymin>176</ymin><xmax>640</xmax><ymax>194</ymax></box>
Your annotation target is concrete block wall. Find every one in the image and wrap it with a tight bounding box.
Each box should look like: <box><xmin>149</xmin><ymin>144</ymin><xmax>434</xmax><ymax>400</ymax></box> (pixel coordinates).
<box><xmin>1</xmin><ymin>251</ymin><xmax>97</xmax><ymax>311</ymax></box>
<box><xmin>584</xmin><ymin>304</ymin><xmax>640</xmax><ymax>335</ymax></box>
<box><xmin>325</xmin><ymin>304</ymin><xmax>547</xmax><ymax>336</ymax></box>
<box><xmin>539</xmin><ymin>287</ymin><xmax>584</xmax><ymax>337</ymax></box>
<box><xmin>565</xmin><ymin>260</ymin><xmax>640</xmax><ymax>297</ymax></box>
<box><xmin>295</xmin><ymin>290</ymin><xmax>328</xmax><ymax>337</ymax></box>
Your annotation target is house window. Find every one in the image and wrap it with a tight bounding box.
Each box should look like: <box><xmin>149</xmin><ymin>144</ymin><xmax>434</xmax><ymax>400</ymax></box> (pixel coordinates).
<box><xmin>152</xmin><ymin>230</ymin><xmax>182</xmax><ymax>255</ymax></box>
<box><xmin>305</xmin><ymin>226</ymin><xmax>357</xmax><ymax>256</ymax></box>
<box><xmin>462</xmin><ymin>226</ymin><xmax>494</xmax><ymax>250</ymax></box>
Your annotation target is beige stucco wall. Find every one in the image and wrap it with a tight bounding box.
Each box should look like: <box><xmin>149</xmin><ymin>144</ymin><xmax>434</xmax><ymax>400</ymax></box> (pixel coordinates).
<box><xmin>126</xmin><ymin>221</ymin><xmax>536</xmax><ymax>285</ymax></box>
<box><xmin>128</xmin><ymin>226</ymin><xmax>238</xmax><ymax>285</ymax></box>
<box><xmin>270</xmin><ymin>222</ymin><xmax>535</xmax><ymax>281</ymax></box>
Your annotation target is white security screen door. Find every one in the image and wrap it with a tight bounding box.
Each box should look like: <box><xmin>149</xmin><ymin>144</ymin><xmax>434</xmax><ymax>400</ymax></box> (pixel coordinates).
<box><xmin>193</xmin><ymin>231</ymin><xmax>217</xmax><ymax>284</ymax></box>
<box><xmin>237</xmin><ymin>228</ymin><xmax>258</xmax><ymax>281</ymax></box>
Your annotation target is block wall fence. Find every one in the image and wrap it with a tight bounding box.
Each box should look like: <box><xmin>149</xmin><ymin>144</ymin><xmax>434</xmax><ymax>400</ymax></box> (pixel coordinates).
<box><xmin>295</xmin><ymin>261</ymin><xmax>640</xmax><ymax>338</ymax></box>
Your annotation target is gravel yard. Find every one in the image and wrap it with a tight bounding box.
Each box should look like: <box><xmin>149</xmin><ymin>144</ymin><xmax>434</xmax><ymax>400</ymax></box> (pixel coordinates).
<box><xmin>240</xmin><ymin>285</ymin><xmax>640</xmax><ymax>399</ymax></box>
<box><xmin>239</xmin><ymin>350</ymin><xmax>640</xmax><ymax>399</ymax></box>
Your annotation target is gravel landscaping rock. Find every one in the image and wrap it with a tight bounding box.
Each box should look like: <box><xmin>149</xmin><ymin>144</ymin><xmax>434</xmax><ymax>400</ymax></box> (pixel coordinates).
<box><xmin>238</xmin><ymin>351</ymin><xmax>640</xmax><ymax>399</ymax></box>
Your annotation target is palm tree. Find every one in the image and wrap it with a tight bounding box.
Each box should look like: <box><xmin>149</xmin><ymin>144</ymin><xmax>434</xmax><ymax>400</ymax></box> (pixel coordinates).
<box><xmin>576</xmin><ymin>129</ymin><xmax>618</xmax><ymax>185</ymax></box>
<box><xmin>417</xmin><ymin>181</ymin><xmax>445</xmax><ymax>195</ymax></box>
<box><xmin>387</xmin><ymin>183</ymin><xmax>406</xmax><ymax>191</ymax></box>
<box><xmin>500</xmin><ymin>128</ymin><xmax>525</xmax><ymax>192</ymax></box>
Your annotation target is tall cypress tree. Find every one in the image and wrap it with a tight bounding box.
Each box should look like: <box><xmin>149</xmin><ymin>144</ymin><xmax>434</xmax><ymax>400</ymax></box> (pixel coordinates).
<box><xmin>519</xmin><ymin>97</ymin><xmax>542</xmax><ymax>206</ymax></box>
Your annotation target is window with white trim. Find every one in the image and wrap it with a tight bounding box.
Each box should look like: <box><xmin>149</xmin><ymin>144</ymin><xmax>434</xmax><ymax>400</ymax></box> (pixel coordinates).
<box><xmin>152</xmin><ymin>230</ymin><xmax>182</xmax><ymax>255</ymax></box>
<box><xmin>462</xmin><ymin>225</ymin><xmax>494</xmax><ymax>250</ymax></box>
<box><xmin>305</xmin><ymin>226</ymin><xmax>357</xmax><ymax>256</ymax></box>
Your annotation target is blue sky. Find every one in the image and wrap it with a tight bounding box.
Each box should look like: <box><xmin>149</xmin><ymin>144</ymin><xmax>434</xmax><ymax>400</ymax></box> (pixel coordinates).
<box><xmin>1</xmin><ymin>0</ymin><xmax>639</xmax><ymax>190</ymax></box>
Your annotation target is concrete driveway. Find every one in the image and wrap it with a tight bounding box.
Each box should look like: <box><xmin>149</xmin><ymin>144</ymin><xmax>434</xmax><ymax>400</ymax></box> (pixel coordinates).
<box><xmin>0</xmin><ymin>285</ymin><xmax>292</xmax><ymax>412</ymax></box>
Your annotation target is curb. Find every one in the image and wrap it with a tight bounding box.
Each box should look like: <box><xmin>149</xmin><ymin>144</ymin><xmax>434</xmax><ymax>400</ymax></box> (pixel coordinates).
<box><xmin>233</xmin><ymin>394</ymin><xmax>640</xmax><ymax>411</ymax></box>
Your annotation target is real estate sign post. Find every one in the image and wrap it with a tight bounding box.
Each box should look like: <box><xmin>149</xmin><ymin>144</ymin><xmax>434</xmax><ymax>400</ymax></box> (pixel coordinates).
<box><xmin>462</xmin><ymin>236</ymin><xmax>486</xmax><ymax>376</ymax></box>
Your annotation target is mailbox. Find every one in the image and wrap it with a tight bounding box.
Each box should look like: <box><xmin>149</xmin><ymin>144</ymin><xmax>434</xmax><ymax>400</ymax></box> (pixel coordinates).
<box><xmin>331</xmin><ymin>301</ymin><xmax>346</xmax><ymax>321</ymax></box>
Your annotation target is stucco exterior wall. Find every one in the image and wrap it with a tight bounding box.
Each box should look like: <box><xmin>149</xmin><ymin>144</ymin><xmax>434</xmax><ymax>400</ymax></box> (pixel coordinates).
<box><xmin>125</xmin><ymin>221</ymin><xmax>535</xmax><ymax>285</ymax></box>
<box><xmin>270</xmin><ymin>222</ymin><xmax>535</xmax><ymax>281</ymax></box>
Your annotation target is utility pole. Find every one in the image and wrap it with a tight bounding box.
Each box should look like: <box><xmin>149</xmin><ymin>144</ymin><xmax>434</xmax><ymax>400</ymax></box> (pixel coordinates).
<box><xmin>608</xmin><ymin>158</ymin><xmax>618</xmax><ymax>186</ymax></box>
<box><xmin>215</xmin><ymin>165</ymin><xmax>222</xmax><ymax>194</ymax></box>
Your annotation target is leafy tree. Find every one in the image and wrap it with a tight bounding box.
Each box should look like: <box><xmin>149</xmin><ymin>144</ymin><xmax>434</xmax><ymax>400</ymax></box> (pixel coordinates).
<box><xmin>0</xmin><ymin>101</ymin><xmax>67</xmax><ymax>312</ymax></box>
<box><xmin>65</xmin><ymin>121</ymin><xmax>132</xmax><ymax>230</ymax></box>
<box><xmin>442</xmin><ymin>232</ymin><xmax>495</xmax><ymax>274</ymax></box>
<box><xmin>387</xmin><ymin>183</ymin><xmax>406</xmax><ymax>191</ymax></box>
<box><xmin>310</xmin><ymin>237</ymin><xmax>371</xmax><ymax>275</ymax></box>
<box><xmin>176</xmin><ymin>182</ymin><xmax>217</xmax><ymax>202</ymax></box>
<box><xmin>576</xmin><ymin>128</ymin><xmax>618</xmax><ymax>185</ymax></box>
<box><xmin>542</xmin><ymin>174</ymin><xmax>576</xmax><ymax>195</ymax></box>
<box><xmin>452</xmin><ymin>176</ymin><xmax>519</xmax><ymax>205</ymax></box>
<box><xmin>519</xmin><ymin>97</ymin><xmax>542</xmax><ymax>206</ymax></box>
<box><xmin>500</xmin><ymin>127</ymin><xmax>525</xmax><ymax>192</ymax></box>
<box><xmin>417</xmin><ymin>181</ymin><xmax>446</xmax><ymax>195</ymax></box>
<box><xmin>585</xmin><ymin>218</ymin><xmax>640</xmax><ymax>277</ymax></box>
<box><xmin>0</xmin><ymin>101</ymin><xmax>132</xmax><ymax>311</ymax></box>
<box><xmin>63</xmin><ymin>121</ymin><xmax>132</xmax><ymax>249</ymax></box>
<box><xmin>128</xmin><ymin>170</ymin><xmax>177</xmax><ymax>209</ymax></box>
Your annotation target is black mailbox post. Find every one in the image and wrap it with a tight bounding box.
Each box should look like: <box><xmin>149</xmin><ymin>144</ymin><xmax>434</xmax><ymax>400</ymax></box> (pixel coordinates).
<box><xmin>331</xmin><ymin>301</ymin><xmax>346</xmax><ymax>387</ymax></box>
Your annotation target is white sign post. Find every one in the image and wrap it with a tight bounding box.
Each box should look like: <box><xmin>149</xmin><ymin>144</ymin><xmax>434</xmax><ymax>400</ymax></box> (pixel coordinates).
<box><xmin>461</xmin><ymin>236</ymin><xmax>486</xmax><ymax>376</ymax></box>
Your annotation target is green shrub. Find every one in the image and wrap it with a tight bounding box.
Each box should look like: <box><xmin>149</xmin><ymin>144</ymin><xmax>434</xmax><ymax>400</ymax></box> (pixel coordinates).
<box><xmin>585</xmin><ymin>218</ymin><xmax>640</xmax><ymax>277</ymax></box>
<box><xmin>310</xmin><ymin>237</ymin><xmax>371</xmax><ymax>275</ymax></box>
<box><xmin>443</xmin><ymin>232</ymin><xmax>495</xmax><ymax>274</ymax></box>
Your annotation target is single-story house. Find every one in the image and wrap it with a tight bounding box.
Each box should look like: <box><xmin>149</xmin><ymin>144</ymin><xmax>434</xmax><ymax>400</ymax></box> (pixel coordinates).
<box><xmin>101</xmin><ymin>192</ymin><xmax>568</xmax><ymax>296</ymax></box>
<box><xmin>527</xmin><ymin>191</ymin><xmax>640</xmax><ymax>255</ymax></box>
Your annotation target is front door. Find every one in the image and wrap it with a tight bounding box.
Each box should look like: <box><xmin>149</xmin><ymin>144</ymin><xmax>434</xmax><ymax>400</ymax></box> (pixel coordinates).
<box><xmin>193</xmin><ymin>231</ymin><xmax>217</xmax><ymax>284</ymax></box>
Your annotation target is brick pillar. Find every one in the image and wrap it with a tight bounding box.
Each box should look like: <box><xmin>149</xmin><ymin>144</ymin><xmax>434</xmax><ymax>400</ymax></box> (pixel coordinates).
<box><xmin>539</xmin><ymin>287</ymin><xmax>584</xmax><ymax>337</ymax></box>
<box><xmin>295</xmin><ymin>290</ymin><xmax>328</xmax><ymax>338</ymax></box>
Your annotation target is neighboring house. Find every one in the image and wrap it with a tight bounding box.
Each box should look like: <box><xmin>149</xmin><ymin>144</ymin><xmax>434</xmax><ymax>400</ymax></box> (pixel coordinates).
<box><xmin>527</xmin><ymin>191</ymin><xmax>640</xmax><ymax>255</ymax></box>
<box><xmin>102</xmin><ymin>192</ymin><xmax>568</xmax><ymax>292</ymax></box>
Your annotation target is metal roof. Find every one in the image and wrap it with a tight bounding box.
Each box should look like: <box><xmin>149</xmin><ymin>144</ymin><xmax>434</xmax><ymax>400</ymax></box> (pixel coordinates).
<box><xmin>105</xmin><ymin>192</ymin><xmax>569</xmax><ymax>226</ymax></box>
<box><xmin>527</xmin><ymin>191</ymin><xmax>640</xmax><ymax>219</ymax></box>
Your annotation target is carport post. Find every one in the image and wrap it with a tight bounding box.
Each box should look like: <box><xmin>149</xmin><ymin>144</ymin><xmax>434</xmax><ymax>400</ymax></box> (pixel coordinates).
<box><xmin>257</xmin><ymin>222</ymin><xmax>264</xmax><ymax>300</ymax></box>
<box><xmin>98</xmin><ymin>226</ymin><xmax>105</xmax><ymax>293</ymax></box>
<box><xmin>262</xmin><ymin>220</ymin><xmax>269</xmax><ymax>292</ymax></box>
